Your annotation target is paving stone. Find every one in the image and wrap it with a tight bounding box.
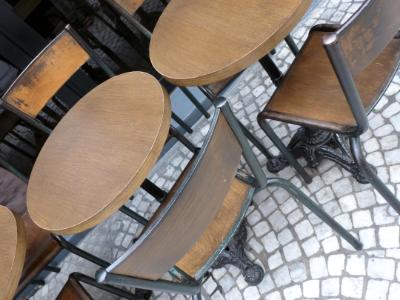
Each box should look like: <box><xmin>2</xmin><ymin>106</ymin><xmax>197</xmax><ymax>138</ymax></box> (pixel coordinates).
<box><xmin>388</xmin><ymin>282</ymin><xmax>400</xmax><ymax>300</ymax></box>
<box><xmin>321</xmin><ymin>278</ymin><xmax>340</xmax><ymax>297</ymax></box>
<box><xmin>283</xmin><ymin>241</ymin><xmax>302</xmax><ymax>262</ymax></box>
<box><xmin>272</xmin><ymin>265</ymin><xmax>292</xmax><ymax>288</ymax></box>
<box><xmin>258</xmin><ymin>274</ymin><xmax>275</xmax><ymax>294</ymax></box>
<box><xmin>303</xmin><ymin>280</ymin><xmax>320</xmax><ymax>298</ymax></box>
<box><xmin>294</xmin><ymin>219</ymin><xmax>314</xmax><ymax>240</ymax></box>
<box><xmin>346</xmin><ymin>255</ymin><xmax>366</xmax><ymax>276</ymax></box>
<box><xmin>261</xmin><ymin>231</ymin><xmax>280</xmax><ymax>253</ymax></box>
<box><xmin>338</xmin><ymin>194</ymin><xmax>358</xmax><ymax>212</ymax></box>
<box><xmin>225</xmin><ymin>287</ymin><xmax>242</xmax><ymax>300</ymax></box>
<box><xmin>359</xmin><ymin>228</ymin><xmax>377</xmax><ymax>249</ymax></box>
<box><xmin>352</xmin><ymin>209</ymin><xmax>373</xmax><ymax>228</ymax></box>
<box><xmin>378</xmin><ymin>226</ymin><xmax>400</xmax><ymax>248</ymax></box>
<box><xmin>289</xmin><ymin>262</ymin><xmax>307</xmax><ymax>283</ymax></box>
<box><xmin>277</xmin><ymin>228</ymin><xmax>294</xmax><ymax>245</ymax></box>
<box><xmin>268</xmin><ymin>210</ymin><xmax>289</xmax><ymax>231</ymax></box>
<box><xmin>341</xmin><ymin>277</ymin><xmax>364</xmax><ymax>298</ymax></box>
<box><xmin>367</xmin><ymin>258</ymin><xmax>396</xmax><ymax>280</ymax></box>
<box><xmin>328</xmin><ymin>254</ymin><xmax>345</xmax><ymax>276</ymax></box>
<box><xmin>301</xmin><ymin>236</ymin><xmax>321</xmax><ymax>257</ymax></box>
<box><xmin>310</xmin><ymin>256</ymin><xmax>328</xmax><ymax>279</ymax></box>
<box><xmin>258</xmin><ymin>198</ymin><xmax>278</xmax><ymax>217</ymax></box>
<box><xmin>283</xmin><ymin>285</ymin><xmax>302</xmax><ymax>300</ymax></box>
<box><xmin>253</xmin><ymin>221</ymin><xmax>270</xmax><ymax>238</ymax></box>
<box><xmin>356</xmin><ymin>190</ymin><xmax>376</xmax><ymax>208</ymax></box>
<box><xmin>243</xmin><ymin>286</ymin><xmax>260</xmax><ymax>300</ymax></box>
<box><xmin>265</xmin><ymin>291</ymin><xmax>282</xmax><ymax>300</ymax></box>
<box><xmin>365</xmin><ymin>279</ymin><xmax>389</xmax><ymax>300</ymax></box>
<box><xmin>322</xmin><ymin>236</ymin><xmax>340</xmax><ymax>254</ymax></box>
<box><xmin>268</xmin><ymin>251</ymin><xmax>283</xmax><ymax>270</ymax></box>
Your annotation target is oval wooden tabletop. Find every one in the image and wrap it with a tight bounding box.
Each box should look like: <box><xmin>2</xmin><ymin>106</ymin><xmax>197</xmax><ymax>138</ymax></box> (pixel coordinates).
<box><xmin>27</xmin><ymin>72</ymin><xmax>171</xmax><ymax>235</ymax></box>
<box><xmin>0</xmin><ymin>206</ymin><xmax>26</xmax><ymax>300</ymax></box>
<box><xmin>150</xmin><ymin>0</ymin><xmax>312</xmax><ymax>86</ymax></box>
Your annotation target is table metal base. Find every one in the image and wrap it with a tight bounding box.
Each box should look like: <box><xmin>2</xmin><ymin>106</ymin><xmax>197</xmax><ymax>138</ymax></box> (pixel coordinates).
<box><xmin>212</xmin><ymin>221</ymin><xmax>264</xmax><ymax>286</ymax></box>
<box><xmin>267</xmin><ymin>127</ymin><xmax>370</xmax><ymax>184</ymax></box>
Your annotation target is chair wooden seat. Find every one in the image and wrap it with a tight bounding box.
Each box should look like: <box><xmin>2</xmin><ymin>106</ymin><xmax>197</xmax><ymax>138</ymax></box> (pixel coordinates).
<box><xmin>176</xmin><ymin>178</ymin><xmax>251</xmax><ymax>278</ymax></box>
<box><xmin>0</xmin><ymin>205</ymin><xmax>26</xmax><ymax>300</ymax></box>
<box><xmin>259</xmin><ymin>26</ymin><xmax>400</xmax><ymax>133</ymax></box>
<box><xmin>27</xmin><ymin>72</ymin><xmax>171</xmax><ymax>235</ymax></box>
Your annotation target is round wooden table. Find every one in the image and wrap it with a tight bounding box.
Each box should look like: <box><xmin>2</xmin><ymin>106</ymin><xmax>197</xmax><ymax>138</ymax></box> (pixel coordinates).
<box><xmin>0</xmin><ymin>206</ymin><xmax>26</xmax><ymax>300</ymax></box>
<box><xmin>150</xmin><ymin>0</ymin><xmax>312</xmax><ymax>86</ymax></box>
<box><xmin>27</xmin><ymin>72</ymin><xmax>171</xmax><ymax>235</ymax></box>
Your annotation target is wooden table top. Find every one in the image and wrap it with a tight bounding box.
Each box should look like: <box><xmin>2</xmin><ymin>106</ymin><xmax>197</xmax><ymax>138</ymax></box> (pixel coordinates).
<box><xmin>0</xmin><ymin>206</ymin><xmax>26</xmax><ymax>300</ymax></box>
<box><xmin>27</xmin><ymin>72</ymin><xmax>171</xmax><ymax>235</ymax></box>
<box><xmin>150</xmin><ymin>0</ymin><xmax>312</xmax><ymax>86</ymax></box>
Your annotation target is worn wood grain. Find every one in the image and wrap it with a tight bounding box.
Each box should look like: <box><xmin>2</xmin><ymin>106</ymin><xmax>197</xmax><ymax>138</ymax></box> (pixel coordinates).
<box><xmin>176</xmin><ymin>178</ymin><xmax>250</xmax><ymax>277</ymax></box>
<box><xmin>27</xmin><ymin>72</ymin><xmax>171</xmax><ymax>235</ymax></box>
<box><xmin>150</xmin><ymin>0</ymin><xmax>311</xmax><ymax>86</ymax></box>
<box><xmin>3</xmin><ymin>30</ymin><xmax>89</xmax><ymax>117</ymax></box>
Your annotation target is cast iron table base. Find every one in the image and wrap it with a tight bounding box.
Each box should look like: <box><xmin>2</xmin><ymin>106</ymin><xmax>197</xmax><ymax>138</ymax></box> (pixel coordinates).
<box><xmin>267</xmin><ymin>127</ymin><xmax>370</xmax><ymax>184</ymax></box>
<box><xmin>212</xmin><ymin>221</ymin><xmax>264</xmax><ymax>285</ymax></box>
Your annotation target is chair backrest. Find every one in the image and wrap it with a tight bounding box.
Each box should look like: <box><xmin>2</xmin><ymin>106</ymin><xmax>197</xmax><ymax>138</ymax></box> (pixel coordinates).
<box><xmin>323</xmin><ymin>0</ymin><xmax>400</xmax><ymax>133</ymax></box>
<box><xmin>2</xmin><ymin>27</ymin><xmax>90</xmax><ymax>118</ymax></box>
<box><xmin>333</xmin><ymin>0</ymin><xmax>400</xmax><ymax>76</ymax></box>
<box><xmin>105</xmin><ymin>111</ymin><xmax>243</xmax><ymax>280</ymax></box>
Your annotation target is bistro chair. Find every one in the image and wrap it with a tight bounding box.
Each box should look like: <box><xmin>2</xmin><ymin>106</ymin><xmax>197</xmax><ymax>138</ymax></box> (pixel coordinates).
<box><xmin>0</xmin><ymin>24</ymin><xmax>197</xmax><ymax>201</ymax></box>
<box><xmin>95</xmin><ymin>98</ymin><xmax>362</xmax><ymax>299</ymax></box>
<box><xmin>257</xmin><ymin>0</ymin><xmax>400</xmax><ymax>214</ymax></box>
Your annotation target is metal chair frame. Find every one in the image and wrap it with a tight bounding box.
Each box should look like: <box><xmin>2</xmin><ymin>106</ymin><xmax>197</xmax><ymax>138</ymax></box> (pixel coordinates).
<box><xmin>95</xmin><ymin>98</ymin><xmax>362</xmax><ymax>299</ymax></box>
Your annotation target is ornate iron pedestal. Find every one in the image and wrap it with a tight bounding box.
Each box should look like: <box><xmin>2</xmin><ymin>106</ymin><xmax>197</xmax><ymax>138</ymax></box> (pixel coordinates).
<box><xmin>267</xmin><ymin>127</ymin><xmax>370</xmax><ymax>184</ymax></box>
<box><xmin>212</xmin><ymin>222</ymin><xmax>264</xmax><ymax>285</ymax></box>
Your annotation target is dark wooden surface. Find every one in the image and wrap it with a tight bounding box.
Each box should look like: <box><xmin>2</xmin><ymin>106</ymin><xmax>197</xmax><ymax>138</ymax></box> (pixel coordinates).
<box><xmin>260</xmin><ymin>27</ymin><xmax>400</xmax><ymax>133</ymax></box>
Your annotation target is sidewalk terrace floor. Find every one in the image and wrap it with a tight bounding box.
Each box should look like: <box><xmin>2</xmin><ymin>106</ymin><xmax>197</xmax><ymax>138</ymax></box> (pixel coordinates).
<box><xmin>32</xmin><ymin>1</ymin><xmax>400</xmax><ymax>299</ymax></box>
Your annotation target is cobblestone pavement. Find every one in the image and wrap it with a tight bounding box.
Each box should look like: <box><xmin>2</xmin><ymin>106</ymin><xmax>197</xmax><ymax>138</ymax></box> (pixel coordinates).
<box><xmin>31</xmin><ymin>0</ymin><xmax>400</xmax><ymax>299</ymax></box>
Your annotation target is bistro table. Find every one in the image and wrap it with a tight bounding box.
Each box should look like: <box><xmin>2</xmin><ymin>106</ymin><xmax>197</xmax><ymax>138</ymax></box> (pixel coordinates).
<box><xmin>27</xmin><ymin>72</ymin><xmax>171</xmax><ymax>235</ymax></box>
<box><xmin>0</xmin><ymin>205</ymin><xmax>26</xmax><ymax>300</ymax></box>
<box><xmin>149</xmin><ymin>0</ymin><xmax>313</xmax><ymax>183</ymax></box>
<box><xmin>147</xmin><ymin>0</ymin><xmax>312</xmax><ymax>276</ymax></box>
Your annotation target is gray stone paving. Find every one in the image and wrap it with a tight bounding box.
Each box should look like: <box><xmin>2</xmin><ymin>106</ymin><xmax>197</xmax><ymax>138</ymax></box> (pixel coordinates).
<box><xmin>31</xmin><ymin>0</ymin><xmax>400</xmax><ymax>299</ymax></box>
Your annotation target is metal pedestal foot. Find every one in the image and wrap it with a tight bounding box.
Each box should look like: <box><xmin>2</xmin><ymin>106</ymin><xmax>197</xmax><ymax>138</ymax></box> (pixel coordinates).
<box><xmin>267</xmin><ymin>127</ymin><xmax>369</xmax><ymax>184</ymax></box>
<box><xmin>212</xmin><ymin>222</ymin><xmax>264</xmax><ymax>285</ymax></box>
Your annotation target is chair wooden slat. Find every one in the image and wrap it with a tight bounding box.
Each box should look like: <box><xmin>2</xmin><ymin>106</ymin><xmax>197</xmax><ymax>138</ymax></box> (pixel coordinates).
<box><xmin>3</xmin><ymin>30</ymin><xmax>89</xmax><ymax>118</ymax></box>
<box><xmin>110</xmin><ymin>114</ymin><xmax>242</xmax><ymax>280</ymax></box>
<box><xmin>176</xmin><ymin>178</ymin><xmax>251</xmax><ymax>277</ymax></box>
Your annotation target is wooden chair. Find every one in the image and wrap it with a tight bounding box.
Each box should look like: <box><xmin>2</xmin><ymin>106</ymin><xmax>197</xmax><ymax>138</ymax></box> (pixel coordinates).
<box><xmin>0</xmin><ymin>205</ymin><xmax>26</xmax><ymax>300</ymax></box>
<box><xmin>56</xmin><ymin>272</ymin><xmax>151</xmax><ymax>300</ymax></box>
<box><xmin>0</xmin><ymin>24</ymin><xmax>196</xmax><ymax>202</ymax></box>
<box><xmin>257</xmin><ymin>0</ymin><xmax>400</xmax><ymax>214</ymax></box>
<box><xmin>96</xmin><ymin>99</ymin><xmax>361</xmax><ymax>299</ymax></box>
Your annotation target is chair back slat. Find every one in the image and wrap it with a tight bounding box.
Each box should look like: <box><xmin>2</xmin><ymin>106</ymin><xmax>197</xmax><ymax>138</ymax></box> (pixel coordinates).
<box><xmin>108</xmin><ymin>113</ymin><xmax>242</xmax><ymax>280</ymax></box>
<box><xmin>3</xmin><ymin>30</ymin><xmax>89</xmax><ymax>118</ymax></box>
<box><xmin>113</xmin><ymin>0</ymin><xmax>145</xmax><ymax>14</ymax></box>
<box><xmin>336</xmin><ymin>0</ymin><xmax>400</xmax><ymax>76</ymax></box>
